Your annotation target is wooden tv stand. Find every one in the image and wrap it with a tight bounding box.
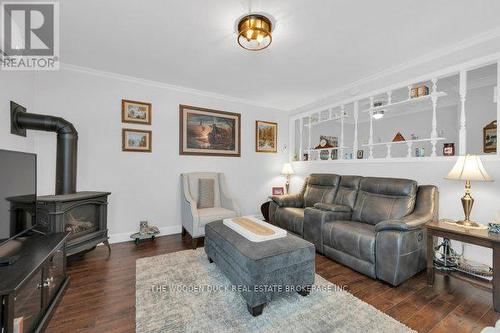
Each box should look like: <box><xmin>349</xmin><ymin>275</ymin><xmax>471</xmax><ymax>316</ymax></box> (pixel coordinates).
<box><xmin>0</xmin><ymin>232</ymin><xmax>69</xmax><ymax>332</ymax></box>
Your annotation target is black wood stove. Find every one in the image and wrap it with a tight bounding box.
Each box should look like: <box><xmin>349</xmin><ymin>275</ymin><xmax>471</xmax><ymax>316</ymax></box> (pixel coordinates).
<box><xmin>10</xmin><ymin>102</ymin><xmax>111</xmax><ymax>256</ymax></box>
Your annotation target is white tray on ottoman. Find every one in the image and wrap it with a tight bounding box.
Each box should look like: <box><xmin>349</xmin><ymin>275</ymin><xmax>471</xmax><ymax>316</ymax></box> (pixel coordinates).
<box><xmin>223</xmin><ymin>216</ymin><xmax>286</xmax><ymax>242</ymax></box>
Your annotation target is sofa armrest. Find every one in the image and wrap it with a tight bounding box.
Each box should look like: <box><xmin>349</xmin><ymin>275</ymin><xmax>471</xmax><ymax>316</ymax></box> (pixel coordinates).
<box><xmin>313</xmin><ymin>203</ymin><xmax>352</xmax><ymax>213</ymax></box>
<box><xmin>270</xmin><ymin>194</ymin><xmax>303</xmax><ymax>208</ymax></box>
<box><xmin>375</xmin><ymin>185</ymin><xmax>438</xmax><ymax>233</ymax></box>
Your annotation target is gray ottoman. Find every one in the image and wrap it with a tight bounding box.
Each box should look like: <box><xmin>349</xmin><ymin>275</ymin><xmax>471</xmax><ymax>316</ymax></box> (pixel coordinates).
<box><xmin>204</xmin><ymin>220</ymin><xmax>315</xmax><ymax>316</ymax></box>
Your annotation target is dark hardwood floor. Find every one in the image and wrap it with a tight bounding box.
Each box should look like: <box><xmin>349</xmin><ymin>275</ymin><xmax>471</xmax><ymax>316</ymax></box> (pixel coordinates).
<box><xmin>46</xmin><ymin>234</ymin><xmax>500</xmax><ymax>333</ymax></box>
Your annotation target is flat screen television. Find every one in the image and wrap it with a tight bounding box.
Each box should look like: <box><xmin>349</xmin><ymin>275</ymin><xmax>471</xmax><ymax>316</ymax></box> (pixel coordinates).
<box><xmin>0</xmin><ymin>149</ymin><xmax>37</xmax><ymax>247</ymax></box>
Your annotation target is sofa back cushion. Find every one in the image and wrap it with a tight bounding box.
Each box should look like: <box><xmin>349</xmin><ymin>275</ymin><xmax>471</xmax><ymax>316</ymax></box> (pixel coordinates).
<box><xmin>352</xmin><ymin>177</ymin><xmax>417</xmax><ymax>225</ymax></box>
<box><xmin>303</xmin><ymin>174</ymin><xmax>340</xmax><ymax>208</ymax></box>
<box><xmin>334</xmin><ymin>176</ymin><xmax>362</xmax><ymax>209</ymax></box>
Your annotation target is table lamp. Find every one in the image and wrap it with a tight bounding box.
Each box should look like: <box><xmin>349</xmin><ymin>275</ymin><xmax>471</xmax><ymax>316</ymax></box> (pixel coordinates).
<box><xmin>281</xmin><ymin>163</ymin><xmax>294</xmax><ymax>194</ymax></box>
<box><xmin>444</xmin><ymin>155</ymin><xmax>493</xmax><ymax>227</ymax></box>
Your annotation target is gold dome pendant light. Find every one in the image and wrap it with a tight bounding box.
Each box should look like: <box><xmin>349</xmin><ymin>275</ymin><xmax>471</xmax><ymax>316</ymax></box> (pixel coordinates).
<box><xmin>237</xmin><ymin>14</ymin><xmax>272</xmax><ymax>51</ymax></box>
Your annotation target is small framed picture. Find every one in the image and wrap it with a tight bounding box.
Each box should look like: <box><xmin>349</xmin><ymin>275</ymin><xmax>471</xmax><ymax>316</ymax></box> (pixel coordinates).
<box><xmin>484</xmin><ymin>121</ymin><xmax>497</xmax><ymax>153</ymax></box>
<box><xmin>256</xmin><ymin>120</ymin><xmax>278</xmax><ymax>153</ymax></box>
<box><xmin>272</xmin><ymin>187</ymin><xmax>284</xmax><ymax>195</ymax></box>
<box><xmin>122</xmin><ymin>99</ymin><xmax>152</xmax><ymax>125</ymax></box>
<box><xmin>357</xmin><ymin>150</ymin><xmax>364</xmax><ymax>159</ymax></box>
<box><xmin>122</xmin><ymin>128</ymin><xmax>152</xmax><ymax>152</ymax></box>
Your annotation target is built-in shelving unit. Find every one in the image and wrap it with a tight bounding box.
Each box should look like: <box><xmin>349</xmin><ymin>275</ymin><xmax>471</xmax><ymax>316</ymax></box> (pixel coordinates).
<box><xmin>289</xmin><ymin>53</ymin><xmax>500</xmax><ymax>163</ymax></box>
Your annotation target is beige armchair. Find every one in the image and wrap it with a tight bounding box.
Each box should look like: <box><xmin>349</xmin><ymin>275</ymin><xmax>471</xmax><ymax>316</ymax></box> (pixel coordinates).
<box><xmin>181</xmin><ymin>172</ymin><xmax>240</xmax><ymax>248</ymax></box>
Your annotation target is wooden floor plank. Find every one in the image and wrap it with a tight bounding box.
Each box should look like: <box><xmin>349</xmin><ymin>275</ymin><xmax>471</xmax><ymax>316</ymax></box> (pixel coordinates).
<box><xmin>45</xmin><ymin>234</ymin><xmax>497</xmax><ymax>333</ymax></box>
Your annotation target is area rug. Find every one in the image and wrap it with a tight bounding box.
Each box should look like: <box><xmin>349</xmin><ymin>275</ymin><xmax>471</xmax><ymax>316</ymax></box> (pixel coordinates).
<box><xmin>136</xmin><ymin>249</ymin><xmax>415</xmax><ymax>333</ymax></box>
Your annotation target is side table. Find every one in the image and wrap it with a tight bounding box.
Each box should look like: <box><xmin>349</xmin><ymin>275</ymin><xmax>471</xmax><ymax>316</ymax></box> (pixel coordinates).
<box><xmin>426</xmin><ymin>220</ymin><xmax>500</xmax><ymax>312</ymax></box>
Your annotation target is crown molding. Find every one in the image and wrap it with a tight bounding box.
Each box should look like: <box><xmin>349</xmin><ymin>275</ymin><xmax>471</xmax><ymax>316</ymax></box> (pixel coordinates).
<box><xmin>59</xmin><ymin>63</ymin><xmax>285</xmax><ymax>112</ymax></box>
<box><xmin>292</xmin><ymin>27</ymin><xmax>500</xmax><ymax>113</ymax></box>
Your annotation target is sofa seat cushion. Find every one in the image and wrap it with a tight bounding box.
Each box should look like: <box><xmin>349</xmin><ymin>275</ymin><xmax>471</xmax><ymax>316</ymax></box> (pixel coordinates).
<box><xmin>274</xmin><ymin>207</ymin><xmax>305</xmax><ymax>235</ymax></box>
<box><xmin>322</xmin><ymin>221</ymin><xmax>376</xmax><ymax>264</ymax></box>
<box><xmin>198</xmin><ymin>207</ymin><xmax>237</xmax><ymax>225</ymax></box>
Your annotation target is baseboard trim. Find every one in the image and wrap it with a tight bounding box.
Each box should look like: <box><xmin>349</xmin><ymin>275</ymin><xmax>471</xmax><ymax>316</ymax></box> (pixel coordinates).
<box><xmin>107</xmin><ymin>225</ymin><xmax>183</xmax><ymax>244</ymax></box>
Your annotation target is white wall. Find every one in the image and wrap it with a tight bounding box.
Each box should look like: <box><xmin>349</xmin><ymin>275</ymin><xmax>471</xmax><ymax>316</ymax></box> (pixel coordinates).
<box><xmin>0</xmin><ymin>72</ymin><xmax>36</xmax><ymax>153</ymax></box>
<box><xmin>28</xmin><ymin>69</ymin><xmax>288</xmax><ymax>242</ymax></box>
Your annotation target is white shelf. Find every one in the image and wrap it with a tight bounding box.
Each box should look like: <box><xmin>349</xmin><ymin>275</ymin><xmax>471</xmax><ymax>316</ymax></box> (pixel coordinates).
<box><xmin>361</xmin><ymin>92</ymin><xmax>447</xmax><ymax>113</ymax></box>
<box><xmin>362</xmin><ymin>137</ymin><xmax>446</xmax><ymax>147</ymax></box>
<box><xmin>305</xmin><ymin>147</ymin><xmax>351</xmax><ymax>152</ymax></box>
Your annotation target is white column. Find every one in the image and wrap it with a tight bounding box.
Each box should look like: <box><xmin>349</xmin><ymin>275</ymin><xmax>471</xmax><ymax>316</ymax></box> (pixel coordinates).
<box><xmin>340</xmin><ymin>104</ymin><xmax>345</xmax><ymax>159</ymax></box>
<box><xmin>407</xmin><ymin>141</ymin><xmax>413</xmax><ymax>158</ymax></box>
<box><xmin>387</xmin><ymin>90</ymin><xmax>392</xmax><ymax>104</ymax></box>
<box><xmin>497</xmin><ymin>59</ymin><xmax>500</xmax><ymax>155</ymax></box>
<box><xmin>386</xmin><ymin>143</ymin><xmax>392</xmax><ymax>159</ymax></box>
<box><xmin>430</xmin><ymin>78</ymin><xmax>438</xmax><ymax>157</ymax></box>
<box><xmin>307</xmin><ymin>116</ymin><xmax>312</xmax><ymax>159</ymax></box>
<box><xmin>407</xmin><ymin>85</ymin><xmax>413</xmax><ymax>100</ymax></box>
<box><xmin>369</xmin><ymin>97</ymin><xmax>374</xmax><ymax>159</ymax></box>
<box><xmin>299</xmin><ymin>118</ymin><xmax>303</xmax><ymax>160</ymax></box>
<box><xmin>459</xmin><ymin>70</ymin><xmax>467</xmax><ymax>156</ymax></box>
<box><xmin>353</xmin><ymin>101</ymin><xmax>359</xmax><ymax>155</ymax></box>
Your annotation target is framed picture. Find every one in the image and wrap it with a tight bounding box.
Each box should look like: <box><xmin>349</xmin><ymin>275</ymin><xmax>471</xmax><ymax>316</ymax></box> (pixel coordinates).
<box><xmin>122</xmin><ymin>99</ymin><xmax>152</xmax><ymax>125</ymax></box>
<box><xmin>179</xmin><ymin>105</ymin><xmax>241</xmax><ymax>157</ymax></box>
<box><xmin>483</xmin><ymin>121</ymin><xmax>497</xmax><ymax>153</ymax></box>
<box><xmin>272</xmin><ymin>187</ymin><xmax>284</xmax><ymax>195</ymax></box>
<box><xmin>255</xmin><ymin>120</ymin><xmax>277</xmax><ymax>153</ymax></box>
<box><xmin>122</xmin><ymin>128</ymin><xmax>152</xmax><ymax>152</ymax></box>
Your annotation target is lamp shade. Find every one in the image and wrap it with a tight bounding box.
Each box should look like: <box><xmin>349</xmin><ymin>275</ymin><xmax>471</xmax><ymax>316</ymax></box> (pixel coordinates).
<box><xmin>444</xmin><ymin>155</ymin><xmax>493</xmax><ymax>182</ymax></box>
<box><xmin>281</xmin><ymin>163</ymin><xmax>294</xmax><ymax>175</ymax></box>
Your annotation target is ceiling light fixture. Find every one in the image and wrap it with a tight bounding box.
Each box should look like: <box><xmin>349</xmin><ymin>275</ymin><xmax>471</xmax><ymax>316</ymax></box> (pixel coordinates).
<box><xmin>237</xmin><ymin>14</ymin><xmax>272</xmax><ymax>51</ymax></box>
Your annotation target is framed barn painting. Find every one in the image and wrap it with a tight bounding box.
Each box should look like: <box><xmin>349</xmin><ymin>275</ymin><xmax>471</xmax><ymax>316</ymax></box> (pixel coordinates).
<box><xmin>255</xmin><ymin>120</ymin><xmax>277</xmax><ymax>153</ymax></box>
<box><xmin>122</xmin><ymin>128</ymin><xmax>152</xmax><ymax>152</ymax></box>
<box><xmin>484</xmin><ymin>120</ymin><xmax>497</xmax><ymax>153</ymax></box>
<box><xmin>179</xmin><ymin>105</ymin><xmax>241</xmax><ymax>157</ymax></box>
<box><xmin>122</xmin><ymin>99</ymin><xmax>152</xmax><ymax>125</ymax></box>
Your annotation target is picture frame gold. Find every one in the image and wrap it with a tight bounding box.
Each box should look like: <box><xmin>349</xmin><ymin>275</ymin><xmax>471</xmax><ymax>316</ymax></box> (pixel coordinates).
<box><xmin>179</xmin><ymin>105</ymin><xmax>241</xmax><ymax>157</ymax></box>
<box><xmin>122</xmin><ymin>99</ymin><xmax>152</xmax><ymax>125</ymax></box>
<box><xmin>255</xmin><ymin>120</ymin><xmax>278</xmax><ymax>153</ymax></box>
<box><xmin>122</xmin><ymin>128</ymin><xmax>152</xmax><ymax>152</ymax></box>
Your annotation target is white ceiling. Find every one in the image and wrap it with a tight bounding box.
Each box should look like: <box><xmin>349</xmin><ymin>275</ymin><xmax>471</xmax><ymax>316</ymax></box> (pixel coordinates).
<box><xmin>60</xmin><ymin>0</ymin><xmax>500</xmax><ymax>110</ymax></box>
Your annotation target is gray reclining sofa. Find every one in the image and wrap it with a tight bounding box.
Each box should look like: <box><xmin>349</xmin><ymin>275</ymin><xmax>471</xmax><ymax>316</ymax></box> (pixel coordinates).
<box><xmin>269</xmin><ymin>174</ymin><xmax>438</xmax><ymax>286</ymax></box>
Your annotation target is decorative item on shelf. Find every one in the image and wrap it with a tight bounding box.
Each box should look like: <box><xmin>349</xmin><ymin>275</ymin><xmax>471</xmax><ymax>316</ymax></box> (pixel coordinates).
<box><xmin>281</xmin><ymin>163</ymin><xmax>294</xmax><ymax>194</ymax></box>
<box><xmin>237</xmin><ymin>14</ymin><xmax>273</xmax><ymax>51</ymax></box>
<box><xmin>122</xmin><ymin>128</ymin><xmax>152</xmax><ymax>152</ymax></box>
<box><xmin>255</xmin><ymin>120</ymin><xmax>277</xmax><ymax>153</ymax></box>
<box><xmin>357</xmin><ymin>150</ymin><xmax>364</xmax><ymax>159</ymax></box>
<box><xmin>483</xmin><ymin>120</ymin><xmax>497</xmax><ymax>153</ymax></box>
<box><xmin>272</xmin><ymin>187</ymin><xmax>284</xmax><ymax>196</ymax></box>
<box><xmin>303</xmin><ymin>153</ymin><xmax>308</xmax><ymax>161</ymax></box>
<box><xmin>130</xmin><ymin>221</ymin><xmax>160</xmax><ymax>245</ymax></box>
<box><xmin>372</xmin><ymin>101</ymin><xmax>385</xmax><ymax>120</ymax></box>
<box><xmin>444</xmin><ymin>155</ymin><xmax>494</xmax><ymax>228</ymax></box>
<box><xmin>122</xmin><ymin>99</ymin><xmax>152</xmax><ymax>125</ymax></box>
<box><xmin>344</xmin><ymin>152</ymin><xmax>353</xmax><ymax>160</ymax></box>
<box><xmin>392</xmin><ymin>132</ymin><xmax>405</xmax><ymax>142</ymax></box>
<box><xmin>179</xmin><ymin>105</ymin><xmax>241</xmax><ymax>157</ymax></box>
<box><xmin>330</xmin><ymin>149</ymin><xmax>338</xmax><ymax>160</ymax></box>
<box><xmin>443</xmin><ymin>143</ymin><xmax>455</xmax><ymax>156</ymax></box>
<box><xmin>417</xmin><ymin>85</ymin><xmax>429</xmax><ymax>97</ymax></box>
<box><xmin>314</xmin><ymin>136</ymin><xmax>337</xmax><ymax>149</ymax></box>
<box><xmin>320</xmin><ymin>150</ymin><xmax>329</xmax><ymax>160</ymax></box>
<box><xmin>410</xmin><ymin>134</ymin><xmax>419</xmax><ymax>140</ymax></box>
<box><xmin>410</xmin><ymin>86</ymin><xmax>419</xmax><ymax>99</ymax></box>
<box><xmin>415</xmin><ymin>147</ymin><xmax>425</xmax><ymax>157</ymax></box>
<box><xmin>293</xmin><ymin>153</ymin><xmax>299</xmax><ymax>161</ymax></box>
